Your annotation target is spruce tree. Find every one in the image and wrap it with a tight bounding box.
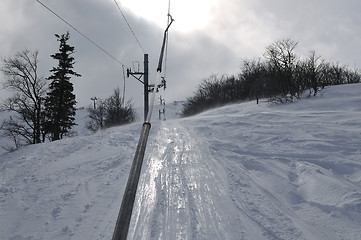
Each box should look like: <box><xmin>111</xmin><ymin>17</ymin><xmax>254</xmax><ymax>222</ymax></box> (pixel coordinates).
<box><xmin>44</xmin><ymin>32</ymin><xmax>81</xmax><ymax>141</ymax></box>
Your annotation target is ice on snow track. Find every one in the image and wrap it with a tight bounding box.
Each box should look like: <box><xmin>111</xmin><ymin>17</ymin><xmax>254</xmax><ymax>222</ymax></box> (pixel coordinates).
<box><xmin>128</xmin><ymin>121</ymin><xmax>242</xmax><ymax>239</ymax></box>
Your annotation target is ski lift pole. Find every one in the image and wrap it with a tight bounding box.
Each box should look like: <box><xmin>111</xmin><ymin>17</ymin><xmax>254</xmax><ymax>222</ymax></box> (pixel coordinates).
<box><xmin>112</xmin><ymin>122</ymin><xmax>151</xmax><ymax>240</ymax></box>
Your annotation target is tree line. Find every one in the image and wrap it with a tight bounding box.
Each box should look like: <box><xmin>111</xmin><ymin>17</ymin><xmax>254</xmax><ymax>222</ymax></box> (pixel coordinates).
<box><xmin>1</xmin><ymin>32</ymin><xmax>135</xmax><ymax>151</ymax></box>
<box><xmin>182</xmin><ymin>39</ymin><xmax>361</xmax><ymax>117</ymax></box>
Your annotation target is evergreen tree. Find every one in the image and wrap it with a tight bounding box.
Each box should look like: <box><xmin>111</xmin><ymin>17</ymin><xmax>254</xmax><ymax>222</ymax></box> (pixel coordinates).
<box><xmin>44</xmin><ymin>32</ymin><xmax>81</xmax><ymax>141</ymax></box>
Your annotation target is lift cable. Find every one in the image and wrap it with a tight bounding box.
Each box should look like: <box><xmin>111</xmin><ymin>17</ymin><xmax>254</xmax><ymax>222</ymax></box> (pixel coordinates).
<box><xmin>113</xmin><ymin>0</ymin><xmax>146</xmax><ymax>54</ymax></box>
<box><xmin>35</xmin><ymin>0</ymin><xmax>127</xmax><ymax>67</ymax></box>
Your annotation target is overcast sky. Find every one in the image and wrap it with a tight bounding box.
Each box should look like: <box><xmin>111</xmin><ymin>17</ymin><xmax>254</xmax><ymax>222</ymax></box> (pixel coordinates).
<box><xmin>1</xmin><ymin>0</ymin><xmax>360</xmax><ymax>110</ymax></box>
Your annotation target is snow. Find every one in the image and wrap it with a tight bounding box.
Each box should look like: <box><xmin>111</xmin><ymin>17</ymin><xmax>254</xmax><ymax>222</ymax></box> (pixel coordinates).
<box><xmin>1</xmin><ymin>85</ymin><xmax>361</xmax><ymax>239</ymax></box>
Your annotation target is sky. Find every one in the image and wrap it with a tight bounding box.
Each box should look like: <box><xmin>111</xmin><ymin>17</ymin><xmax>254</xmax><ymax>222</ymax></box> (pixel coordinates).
<box><xmin>0</xmin><ymin>0</ymin><xmax>360</xmax><ymax>109</ymax></box>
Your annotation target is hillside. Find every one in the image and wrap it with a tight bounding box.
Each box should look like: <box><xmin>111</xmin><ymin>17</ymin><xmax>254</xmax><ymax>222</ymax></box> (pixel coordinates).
<box><xmin>1</xmin><ymin>84</ymin><xmax>361</xmax><ymax>239</ymax></box>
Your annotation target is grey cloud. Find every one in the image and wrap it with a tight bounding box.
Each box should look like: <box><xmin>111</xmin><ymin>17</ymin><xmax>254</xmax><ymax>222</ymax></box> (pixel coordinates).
<box><xmin>1</xmin><ymin>0</ymin><xmax>360</xmax><ymax>110</ymax></box>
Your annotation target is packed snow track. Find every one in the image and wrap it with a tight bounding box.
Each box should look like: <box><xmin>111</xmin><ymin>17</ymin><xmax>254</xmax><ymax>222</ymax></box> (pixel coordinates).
<box><xmin>129</xmin><ymin>121</ymin><xmax>242</xmax><ymax>239</ymax></box>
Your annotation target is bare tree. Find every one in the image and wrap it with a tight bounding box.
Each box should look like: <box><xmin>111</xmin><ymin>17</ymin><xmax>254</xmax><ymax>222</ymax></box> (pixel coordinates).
<box><xmin>304</xmin><ymin>50</ymin><xmax>324</xmax><ymax>96</ymax></box>
<box><xmin>104</xmin><ymin>88</ymin><xmax>135</xmax><ymax>127</ymax></box>
<box><xmin>1</xmin><ymin>49</ymin><xmax>47</xmax><ymax>149</ymax></box>
<box><xmin>86</xmin><ymin>99</ymin><xmax>106</xmax><ymax>132</ymax></box>
<box><xmin>265</xmin><ymin>39</ymin><xmax>300</xmax><ymax>98</ymax></box>
<box><xmin>86</xmin><ymin>88</ymin><xmax>135</xmax><ymax>132</ymax></box>
<box><xmin>344</xmin><ymin>67</ymin><xmax>361</xmax><ymax>84</ymax></box>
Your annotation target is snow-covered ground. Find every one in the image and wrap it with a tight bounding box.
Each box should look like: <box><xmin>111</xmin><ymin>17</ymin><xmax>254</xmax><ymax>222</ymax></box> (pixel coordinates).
<box><xmin>1</xmin><ymin>85</ymin><xmax>361</xmax><ymax>239</ymax></box>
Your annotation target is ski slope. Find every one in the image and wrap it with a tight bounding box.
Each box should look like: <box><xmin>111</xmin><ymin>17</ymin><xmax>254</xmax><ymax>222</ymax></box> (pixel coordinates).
<box><xmin>1</xmin><ymin>85</ymin><xmax>361</xmax><ymax>239</ymax></box>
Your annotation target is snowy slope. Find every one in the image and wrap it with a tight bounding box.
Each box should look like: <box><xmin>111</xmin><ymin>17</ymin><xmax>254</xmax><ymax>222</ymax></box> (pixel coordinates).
<box><xmin>1</xmin><ymin>85</ymin><xmax>361</xmax><ymax>240</ymax></box>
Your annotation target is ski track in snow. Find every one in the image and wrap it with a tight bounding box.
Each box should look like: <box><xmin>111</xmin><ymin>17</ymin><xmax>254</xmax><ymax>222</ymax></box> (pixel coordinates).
<box><xmin>129</xmin><ymin>121</ymin><xmax>237</xmax><ymax>239</ymax></box>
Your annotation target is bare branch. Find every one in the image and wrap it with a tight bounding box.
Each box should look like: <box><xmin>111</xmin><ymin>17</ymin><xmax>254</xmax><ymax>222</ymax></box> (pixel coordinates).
<box><xmin>1</xmin><ymin>49</ymin><xmax>47</xmax><ymax>148</ymax></box>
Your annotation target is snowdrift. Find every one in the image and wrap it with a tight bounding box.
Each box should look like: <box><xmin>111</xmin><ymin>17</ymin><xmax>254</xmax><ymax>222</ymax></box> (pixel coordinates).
<box><xmin>1</xmin><ymin>85</ymin><xmax>361</xmax><ymax>239</ymax></box>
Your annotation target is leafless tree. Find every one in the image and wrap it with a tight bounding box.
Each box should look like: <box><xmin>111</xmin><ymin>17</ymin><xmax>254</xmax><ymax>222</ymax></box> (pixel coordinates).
<box><xmin>1</xmin><ymin>49</ymin><xmax>47</xmax><ymax>150</ymax></box>
<box><xmin>265</xmin><ymin>39</ymin><xmax>300</xmax><ymax>98</ymax></box>
<box><xmin>86</xmin><ymin>99</ymin><xmax>106</xmax><ymax>132</ymax></box>
<box><xmin>304</xmin><ymin>50</ymin><xmax>324</xmax><ymax>96</ymax></box>
<box><xmin>86</xmin><ymin>88</ymin><xmax>135</xmax><ymax>132</ymax></box>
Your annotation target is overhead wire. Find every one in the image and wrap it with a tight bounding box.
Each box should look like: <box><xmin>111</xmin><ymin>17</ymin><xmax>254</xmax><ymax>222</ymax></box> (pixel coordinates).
<box><xmin>113</xmin><ymin>0</ymin><xmax>146</xmax><ymax>54</ymax></box>
<box><xmin>35</xmin><ymin>0</ymin><xmax>127</xmax><ymax>67</ymax></box>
